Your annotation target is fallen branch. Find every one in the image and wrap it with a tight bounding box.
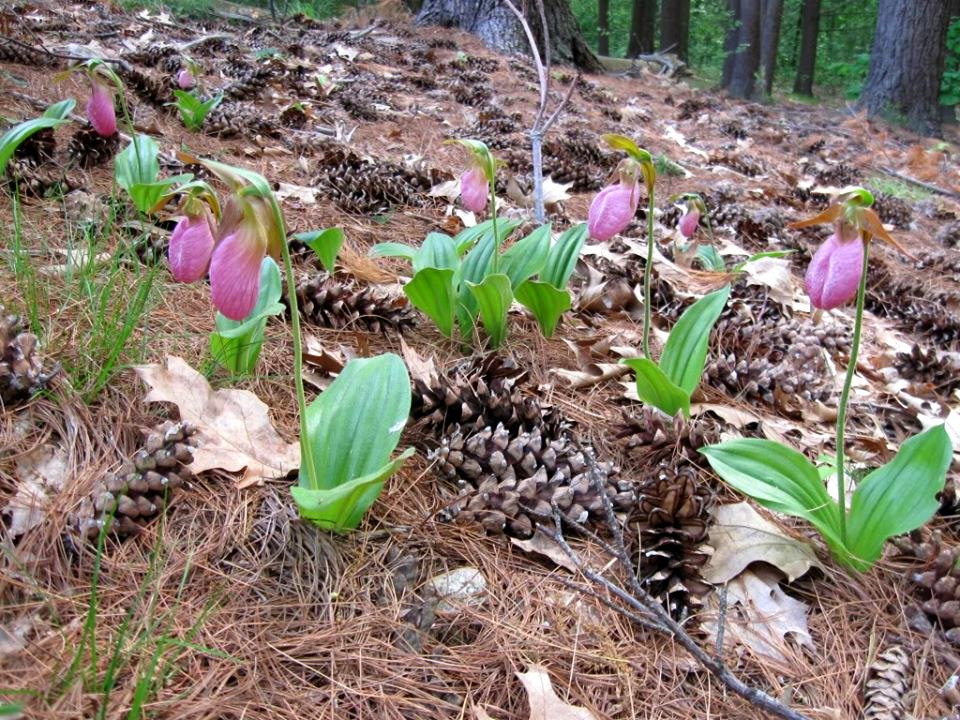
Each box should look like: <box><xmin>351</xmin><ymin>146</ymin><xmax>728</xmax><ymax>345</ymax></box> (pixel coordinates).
<box><xmin>875</xmin><ymin>166</ymin><xmax>960</xmax><ymax>201</ymax></box>
<box><xmin>542</xmin><ymin>442</ymin><xmax>812</xmax><ymax>720</ymax></box>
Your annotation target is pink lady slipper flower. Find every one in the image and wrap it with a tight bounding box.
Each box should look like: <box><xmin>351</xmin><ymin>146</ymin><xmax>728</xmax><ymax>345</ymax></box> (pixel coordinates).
<box><xmin>87</xmin><ymin>80</ymin><xmax>117</xmax><ymax>137</ymax></box>
<box><xmin>588</xmin><ymin>182</ymin><xmax>639</xmax><ymax>241</ymax></box>
<box><xmin>804</xmin><ymin>224</ymin><xmax>864</xmax><ymax>310</ymax></box>
<box><xmin>176</xmin><ymin>69</ymin><xmax>196</xmax><ymax>90</ymax></box>
<box><xmin>168</xmin><ymin>207</ymin><xmax>216</xmax><ymax>283</ymax></box>
<box><xmin>678</xmin><ymin>209</ymin><xmax>700</xmax><ymax>239</ymax></box>
<box><xmin>459</xmin><ymin>166</ymin><xmax>488</xmax><ymax>214</ymax></box>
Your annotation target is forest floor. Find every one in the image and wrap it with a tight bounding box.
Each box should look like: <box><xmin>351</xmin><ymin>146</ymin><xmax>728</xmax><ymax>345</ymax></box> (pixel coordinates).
<box><xmin>2</xmin><ymin>1</ymin><xmax>960</xmax><ymax>718</ymax></box>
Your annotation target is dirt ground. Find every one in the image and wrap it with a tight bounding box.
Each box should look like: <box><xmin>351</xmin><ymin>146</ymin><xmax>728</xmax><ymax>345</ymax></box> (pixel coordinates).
<box><xmin>3</xmin><ymin>1</ymin><xmax>960</xmax><ymax>718</ymax></box>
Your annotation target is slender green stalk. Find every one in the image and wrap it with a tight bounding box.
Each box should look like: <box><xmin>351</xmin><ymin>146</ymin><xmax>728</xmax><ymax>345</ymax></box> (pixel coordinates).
<box><xmin>489</xmin><ymin>176</ymin><xmax>500</xmax><ymax>274</ymax></box>
<box><xmin>642</xmin><ymin>190</ymin><xmax>655</xmax><ymax>359</ymax></box>
<box><xmin>834</xmin><ymin>241</ymin><xmax>870</xmax><ymax>545</ymax></box>
<box><xmin>273</xmin><ymin>202</ymin><xmax>317</xmax><ymax>488</ymax></box>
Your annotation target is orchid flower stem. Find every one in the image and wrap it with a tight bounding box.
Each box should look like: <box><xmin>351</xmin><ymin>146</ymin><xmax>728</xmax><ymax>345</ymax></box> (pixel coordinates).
<box><xmin>276</xmin><ymin>209</ymin><xmax>317</xmax><ymax>488</ymax></box>
<box><xmin>641</xmin><ymin>191</ymin><xmax>655</xmax><ymax>359</ymax></box>
<box><xmin>834</xmin><ymin>241</ymin><xmax>870</xmax><ymax>546</ymax></box>
<box><xmin>490</xmin><ymin>178</ymin><xmax>500</xmax><ymax>273</ymax></box>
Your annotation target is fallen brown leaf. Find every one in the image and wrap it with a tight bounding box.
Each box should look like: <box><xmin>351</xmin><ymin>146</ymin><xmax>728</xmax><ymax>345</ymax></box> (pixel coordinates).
<box><xmin>135</xmin><ymin>356</ymin><xmax>300</xmax><ymax>488</ymax></box>
<box><xmin>516</xmin><ymin>665</ymin><xmax>597</xmax><ymax>720</ymax></box>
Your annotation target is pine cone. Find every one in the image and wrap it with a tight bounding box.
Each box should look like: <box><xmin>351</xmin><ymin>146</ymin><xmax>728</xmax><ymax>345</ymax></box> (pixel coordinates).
<box><xmin>221</xmin><ymin>66</ymin><xmax>273</xmax><ymax>101</ymax></box>
<box><xmin>12</xmin><ymin>127</ymin><xmax>55</xmax><ymax>164</ymax></box>
<box><xmin>74</xmin><ymin>422</ymin><xmax>196</xmax><ymax>539</ymax></box>
<box><xmin>0</xmin><ymin>311</ymin><xmax>56</xmax><ymax>406</ymax></box>
<box><xmin>433</xmin><ymin>423</ymin><xmax>635</xmax><ymax>538</ymax></box>
<box><xmin>814</xmin><ymin>163</ymin><xmax>860</xmax><ymax>187</ymax></box>
<box><xmin>205</xmin><ymin>102</ymin><xmax>280</xmax><ymax>138</ymax></box>
<box><xmin>4</xmin><ymin>158</ymin><xmax>78</xmax><ymax>197</ymax></box>
<box><xmin>615</xmin><ymin>408</ymin><xmax>719</xmax><ymax>467</ymax></box>
<box><xmin>123</xmin><ymin>45</ymin><xmax>182</xmax><ymax>74</ymax></box>
<box><xmin>863</xmin><ymin>646</ymin><xmax>912</xmax><ymax>720</ymax></box>
<box><xmin>0</xmin><ymin>37</ymin><xmax>63</xmax><ymax>67</ymax></box>
<box><xmin>117</xmin><ymin>63</ymin><xmax>173</xmax><ymax>106</ymax></box>
<box><xmin>936</xmin><ymin>221</ymin><xmax>960</xmax><ymax>248</ymax></box>
<box><xmin>67</xmin><ymin>127</ymin><xmax>119</xmax><ymax>169</ymax></box>
<box><xmin>410</xmin><ymin>354</ymin><xmax>549</xmax><ymax>436</ymax></box>
<box><xmin>895</xmin><ymin>344</ymin><xmax>960</xmax><ymax>397</ymax></box>
<box><xmin>294</xmin><ymin>272</ymin><xmax>415</xmax><ymax>333</ymax></box>
<box><xmin>709</xmin><ymin>152</ymin><xmax>765</xmax><ymax>177</ymax></box>
<box><xmin>893</xmin><ymin>531</ymin><xmax>960</xmax><ymax>640</ymax></box>
<box><xmin>873</xmin><ymin>192</ymin><xmax>913</xmax><ymax>228</ymax></box>
<box><xmin>633</xmin><ymin>462</ymin><xmax>714</xmax><ymax>615</ymax></box>
<box><xmin>339</xmin><ymin>94</ymin><xmax>380</xmax><ymax>121</ymax></box>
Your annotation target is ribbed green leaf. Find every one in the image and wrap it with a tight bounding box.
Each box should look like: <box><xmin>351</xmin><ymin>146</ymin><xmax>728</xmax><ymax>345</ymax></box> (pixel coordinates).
<box><xmin>294</xmin><ymin>227</ymin><xmax>344</xmax><ymax>271</ymax></box>
<box><xmin>299</xmin><ymin>353</ymin><xmax>411</xmax><ymax>493</ymax></box>
<box><xmin>0</xmin><ymin>100</ymin><xmax>75</xmax><ymax>177</ymax></box>
<box><xmin>659</xmin><ymin>284</ymin><xmax>731</xmax><ymax>395</ymax></box>
<box><xmin>454</xmin><ymin>218</ymin><xmax>521</xmax><ymax>254</ymax></box>
<box><xmin>500</xmin><ymin>224</ymin><xmax>550</xmax><ymax>289</ymax></box>
<box><xmin>620</xmin><ymin>357</ymin><xmax>690</xmax><ymax>418</ymax></box>
<box><xmin>370</xmin><ymin>242</ymin><xmax>417</xmax><ymax>261</ymax></box>
<box><xmin>466</xmin><ymin>273</ymin><xmax>513</xmax><ymax>348</ymax></box>
<box><xmin>541</xmin><ymin>223</ymin><xmax>587</xmax><ymax>288</ymax></box>
<box><xmin>700</xmin><ymin>438</ymin><xmax>844</xmax><ymax>553</ymax></box>
<box><xmin>514</xmin><ymin>281</ymin><xmax>571</xmax><ymax>337</ymax></box>
<box><xmin>846</xmin><ymin>425</ymin><xmax>952</xmax><ymax>571</ymax></box>
<box><xmin>414</xmin><ymin>232</ymin><xmax>459</xmax><ymax>272</ymax></box>
<box><xmin>404</xmin><ymin>267</ymin><xmax>457</xmax><ymax>337</ymax></box>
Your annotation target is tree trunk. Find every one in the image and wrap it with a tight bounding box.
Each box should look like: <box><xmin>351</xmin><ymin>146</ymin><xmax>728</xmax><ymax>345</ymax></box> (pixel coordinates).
<box><xmin>860</xmin><ymin>0</ymin><xmax>950</xmax><ymax>136</ymax></box>
<box><xmin>758</xmin><ymin>0</ymin><xmax>783</xmax><ymax>97</ymax></box>
<box><xmin>792</xmin><ymin>0</ymin><xmax>820</xmax><ymax>96</ymax></box>
<box><xmin>416</xmin><ymin>0</ymin><xmax>604</xmax><ymax>72</ymax></box>
<box><xmin>627</xmin><ymin>0</ymin><xmax>656</xmax><ymax>57</ymax></box>
<box><xmin>659</xmin><ymin>0</ymin><xmax>690</xmax><ymax>62</ymax></box>
<box><xmin>726</xmin><ymin>0</ymin><xmax>760</xmax><ymax>98</ymax></box>
<box><xmin>721</xmin><ymin>0</ymin><xmax>740</xmax><ymax>88</ymax></box>
<box><xmin>598</xmin><ymin>0</ymin><xmax>609</xmax><ymax>55</ymax></box>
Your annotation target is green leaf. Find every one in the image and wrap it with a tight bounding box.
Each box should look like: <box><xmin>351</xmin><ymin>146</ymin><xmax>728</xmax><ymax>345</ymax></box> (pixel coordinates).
<box><xmin>0</xmin><ymin>100</ymin><xmax>76</xmax><ymax>177</ymax></box>
<box><xmin>456</xmin><ymin>229</ymin><xmax>498</xmax><ymax>336</ymax></box>
<box><xmin>500</xmin><ymin>224</ymin><xmax>551</xmax><ymax>289</ymax></box>
<box><xmin>415</xmin><ymin>232</ymin><xmax>459</xmax><ymax>272</ymax></box>
<box><xmin>659</xmin><ymin>284</ymin><xmax>731</xmax><ymax>396</ymax></box>
<box><xmin>695</xmin><ymin>244</ymin><xmax>725</xmax><ymax>271</ymax></box>
<box><xmin>115</xmin><ymin>135</ymin><xmax>161</xmax><ymax>189</ymax></box>
<box><xmin>540</xmin><ymin>223</ymin><xmax>587</xmax><ymax>288</ymax></box>
<box><xmin>405</xmin><ymin>267</ymin><xmax>457</xmax><ymax>337</ymax></box>
<box><xmin>209</xmin><ymin>258</ymin><xmax>284</xmax><ymax>374</ymax></box>
<box><xmin>172</xmin><ymin>90</ymin><xmax>224</xmax><ymax>132</ymax></box>
<box><xmin>602</xmin><ymin>133</ymin><xmax>651</xmax><ymax>164</ymax></box>
<box><xmin>294</xmin><ymin>227</ymin><xmax>344</xmax><ymax>271</ymax></box>
<box><xmin>846</xmin><ymin>425</ymin><xmax>953</xmax><ymax>571</ymax></box>
<box><xmin>370</xmin><ymin>242</ymin><xmax>417</xmax><ymax>261</ymax></box>
<box><xmin>466</xmin><ymin>273</ymin><xmax>513</xmax><ymax>348</ymax></box>
<box><xmin>620</xmin><ymin>357</ymin><xmax>691</xmax><ymax>418</ymax></box>
<box><xmin>454</xmin><ymin>218</ymin><xmax>521</xmax><ymax>255</ymax></box>
<box><xmin>295</xmin><ymin>354</ymin><xmax>412</xmax><ymax>532</ymax></box>
<box><xmin>731</xmin><ymin>250</ymin><xmax>796</xmax><ymax>272</ymax></box>
<box><xmin>291</xmin><ymin>448</ymin><xmax>415</xmax><ymax>532</ymax></box>
<box><xmin>514</xmin><ymin>281</ymin><xmax>571</xmax><ymax>337</ymax></box>
<box><xmin>699</xmin><ymin>439</ymin><xmax>844</xmax><ymax>553</ymax></box>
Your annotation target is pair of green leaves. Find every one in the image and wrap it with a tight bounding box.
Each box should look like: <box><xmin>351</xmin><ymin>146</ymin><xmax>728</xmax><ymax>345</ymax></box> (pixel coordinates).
<box><xmin>701</xmin><ymin>425</ymin><xmax>953</xmax><ymax>572</ymax></box>
<box><xmin>292</xmin><ymin>353</ymin><xmax>414</xmax><ymax>532</ymax></box>
<box><xmin>209</xmin><ymin>257</ymin><xmax>284</xmax><ymax>375</ymax></box>
<box><xmin>114</xmin><ymin>135</ymin><xmax>192</xmax><ymax>215</ymax></box>
<box><xmin>0</xmin><ymin>99</ymin><xmax>75</xmax><ymax>178</ymax></box>
<box><xmin>170</xmin><ymin>90</ymin><xmax>223</xmax><ymax>132</ymax></box>
<box><xmin>372</xmin><ymin>220</ymin><xmax>587</xmax><ymax>347</ymax></box>
<box><xmin>621</xmin><ymin>284</ymin><xmax>731</xmax><ymax>418</ymax></box>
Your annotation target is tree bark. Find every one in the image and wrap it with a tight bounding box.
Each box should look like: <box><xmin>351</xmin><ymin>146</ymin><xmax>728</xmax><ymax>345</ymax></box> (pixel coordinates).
<box><xmin>860</xmin><ymin>0</ymin><xmax>951</xmax><ymax>136</ymax></box>
<box><xmin>725</xmin><ymin>0</ymin><xmax>760</xmax><ymax>98</ymax></box>
<box><xmin>627</xmin><ymin>0</ymin><xmax>657</xmax><ymax>57</ymax></box>
<box><xmin>598</xmin><ymin>0</ymin><xmax>609</xmax><ymax>55</ymax></box>
<box><xmin>659</xmin><ymin>0</ymin><xmax>690</xmax><ymax>62</ymax></box>
<box><xmin>721</xmin><ymin>0</ymin><xmax>740</xmax><ymax>88</ymax></box>
<box><xmin>758</xmin><ymin>0</ymin><xmax>783</xmax><ymax>97</ymax></box>
<box><xmin>792</xmin><ymin>0</ymin><xmax>820</xmax><ymax>95</ymax></box>
<box><xmin>416</xmin><ymin>0</ymin><xmax>604</xmax><ymax>72</ymax></box>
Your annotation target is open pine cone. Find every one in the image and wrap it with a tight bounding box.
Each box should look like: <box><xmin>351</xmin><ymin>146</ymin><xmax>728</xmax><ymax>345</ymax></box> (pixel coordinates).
<box><xmin>0</xmin><ymin>310</ymin><xmax>56</xmax><ymax>406</ymax></box>
<box><xmin>893</xmin><ymin>530</ymin><xmax>960</xmax><ymax>642</ymax></box>
<box><xmin>74</xmin><ymin>422</ymin><xmax>196</xmax><ymax>539</ymax></box>
<box><xmin>293</xmin><ymin>271</ymin><xmax>415</xmax><ymax>334</ymax></box>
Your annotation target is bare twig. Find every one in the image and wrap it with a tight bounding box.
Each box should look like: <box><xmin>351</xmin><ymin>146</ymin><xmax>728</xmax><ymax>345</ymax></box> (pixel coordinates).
<box><xmin>500</xmin><ymin>0</ymin><xmax>576</xmax><ymax>223</ymax></box>
<box><xmin>542</xmin><ymin>441</ymin><xmax>813</xmax><ymax>720</ymax></box>
<box><xmin>875</xmin><ymin>166</ymin><xmax>960</xmax><ymax>200</ymax></box>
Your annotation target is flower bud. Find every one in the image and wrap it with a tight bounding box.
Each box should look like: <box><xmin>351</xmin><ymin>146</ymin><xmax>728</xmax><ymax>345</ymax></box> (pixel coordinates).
<box><xmin>168</xmin><ymin>210</ymin><xmax>216</xmax><ymax>283</ymax></box>
<box><xmin>678</xmin><ymin>209</ymin><xmax>700</xmax><ymax>239</ymax></box>
<box><xmin>588</xmin><ymin>182</ymin><xmax>639</xmax><ymax>241</ymax></box>
<box><xmin>86</xmin><ymin>81</ymin><xmax>117</xmax><ymax>137</ymax></box>
<box><xmin>459</xmin><ymin>167</ymin><xmax>488</xmax><ymax>214</ymax></box>
<box><xmin>176</xmin><ymin>69</ymin><xmax>196</xmax><ymax>90</ymax></box>
<box><xmin>804</xmin><ymin>228</ymin><xmax>864</xmax><ymax>310</ymax></box>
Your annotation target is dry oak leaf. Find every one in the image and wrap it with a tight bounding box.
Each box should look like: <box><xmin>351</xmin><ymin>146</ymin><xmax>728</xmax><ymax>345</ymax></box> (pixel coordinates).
<box><xmin>516</xmin><ymin>665</ymin><xmax>598</xmax><ymax>720</ymax></box>
<box><xmin>135</xmin><ymin>356</ymin><xmax>300</xmax><ymax>489</ymax></box>
<box><xmin>703</xmin><ymin>502</ymin><xmax>823</xmax><ymax>584</ymax></box>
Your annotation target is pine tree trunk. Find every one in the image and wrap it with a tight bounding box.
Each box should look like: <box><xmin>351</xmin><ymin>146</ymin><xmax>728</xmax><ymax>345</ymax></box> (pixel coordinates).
<box><xmin>659</xmin><ymin>0</ymin><xmax>690</xmax><ymax>62</ymax></box>
<box><xmin>416</xmin><ymin>0</ymin><xmax>604</xmax><ymax>72</ymax></box>
<box><xmin>726</xmin><ymin>0</ymin><xmax>761</xmax><ymax>98</ymax></box>
<box><xmin>758</xmin><ymin>0</ymin><xmax>783</xmax><ymax>97</ymax></box>
<box><xmin>598</xmin><ymin>0</ymin><xmax>610</xmax><ymax>55</ymax></box>
<box><xmin>721</xmin><ymin>0</ymin><xmax>740</xmax><ymax>88</ymax></box>
<box><xmin>792</xmin><ymin>0</ymin><xmax>820</xmax><ymax>96</ymax></box>
<box><xmin>627</xmin><ymin>0</ymin><xmax>657</xmax><ymax>56</ymax></box>
<box><xmin>859</xmin><ymin>0</ymin><xmax>950</xmax><ymax>136</ymax></box>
